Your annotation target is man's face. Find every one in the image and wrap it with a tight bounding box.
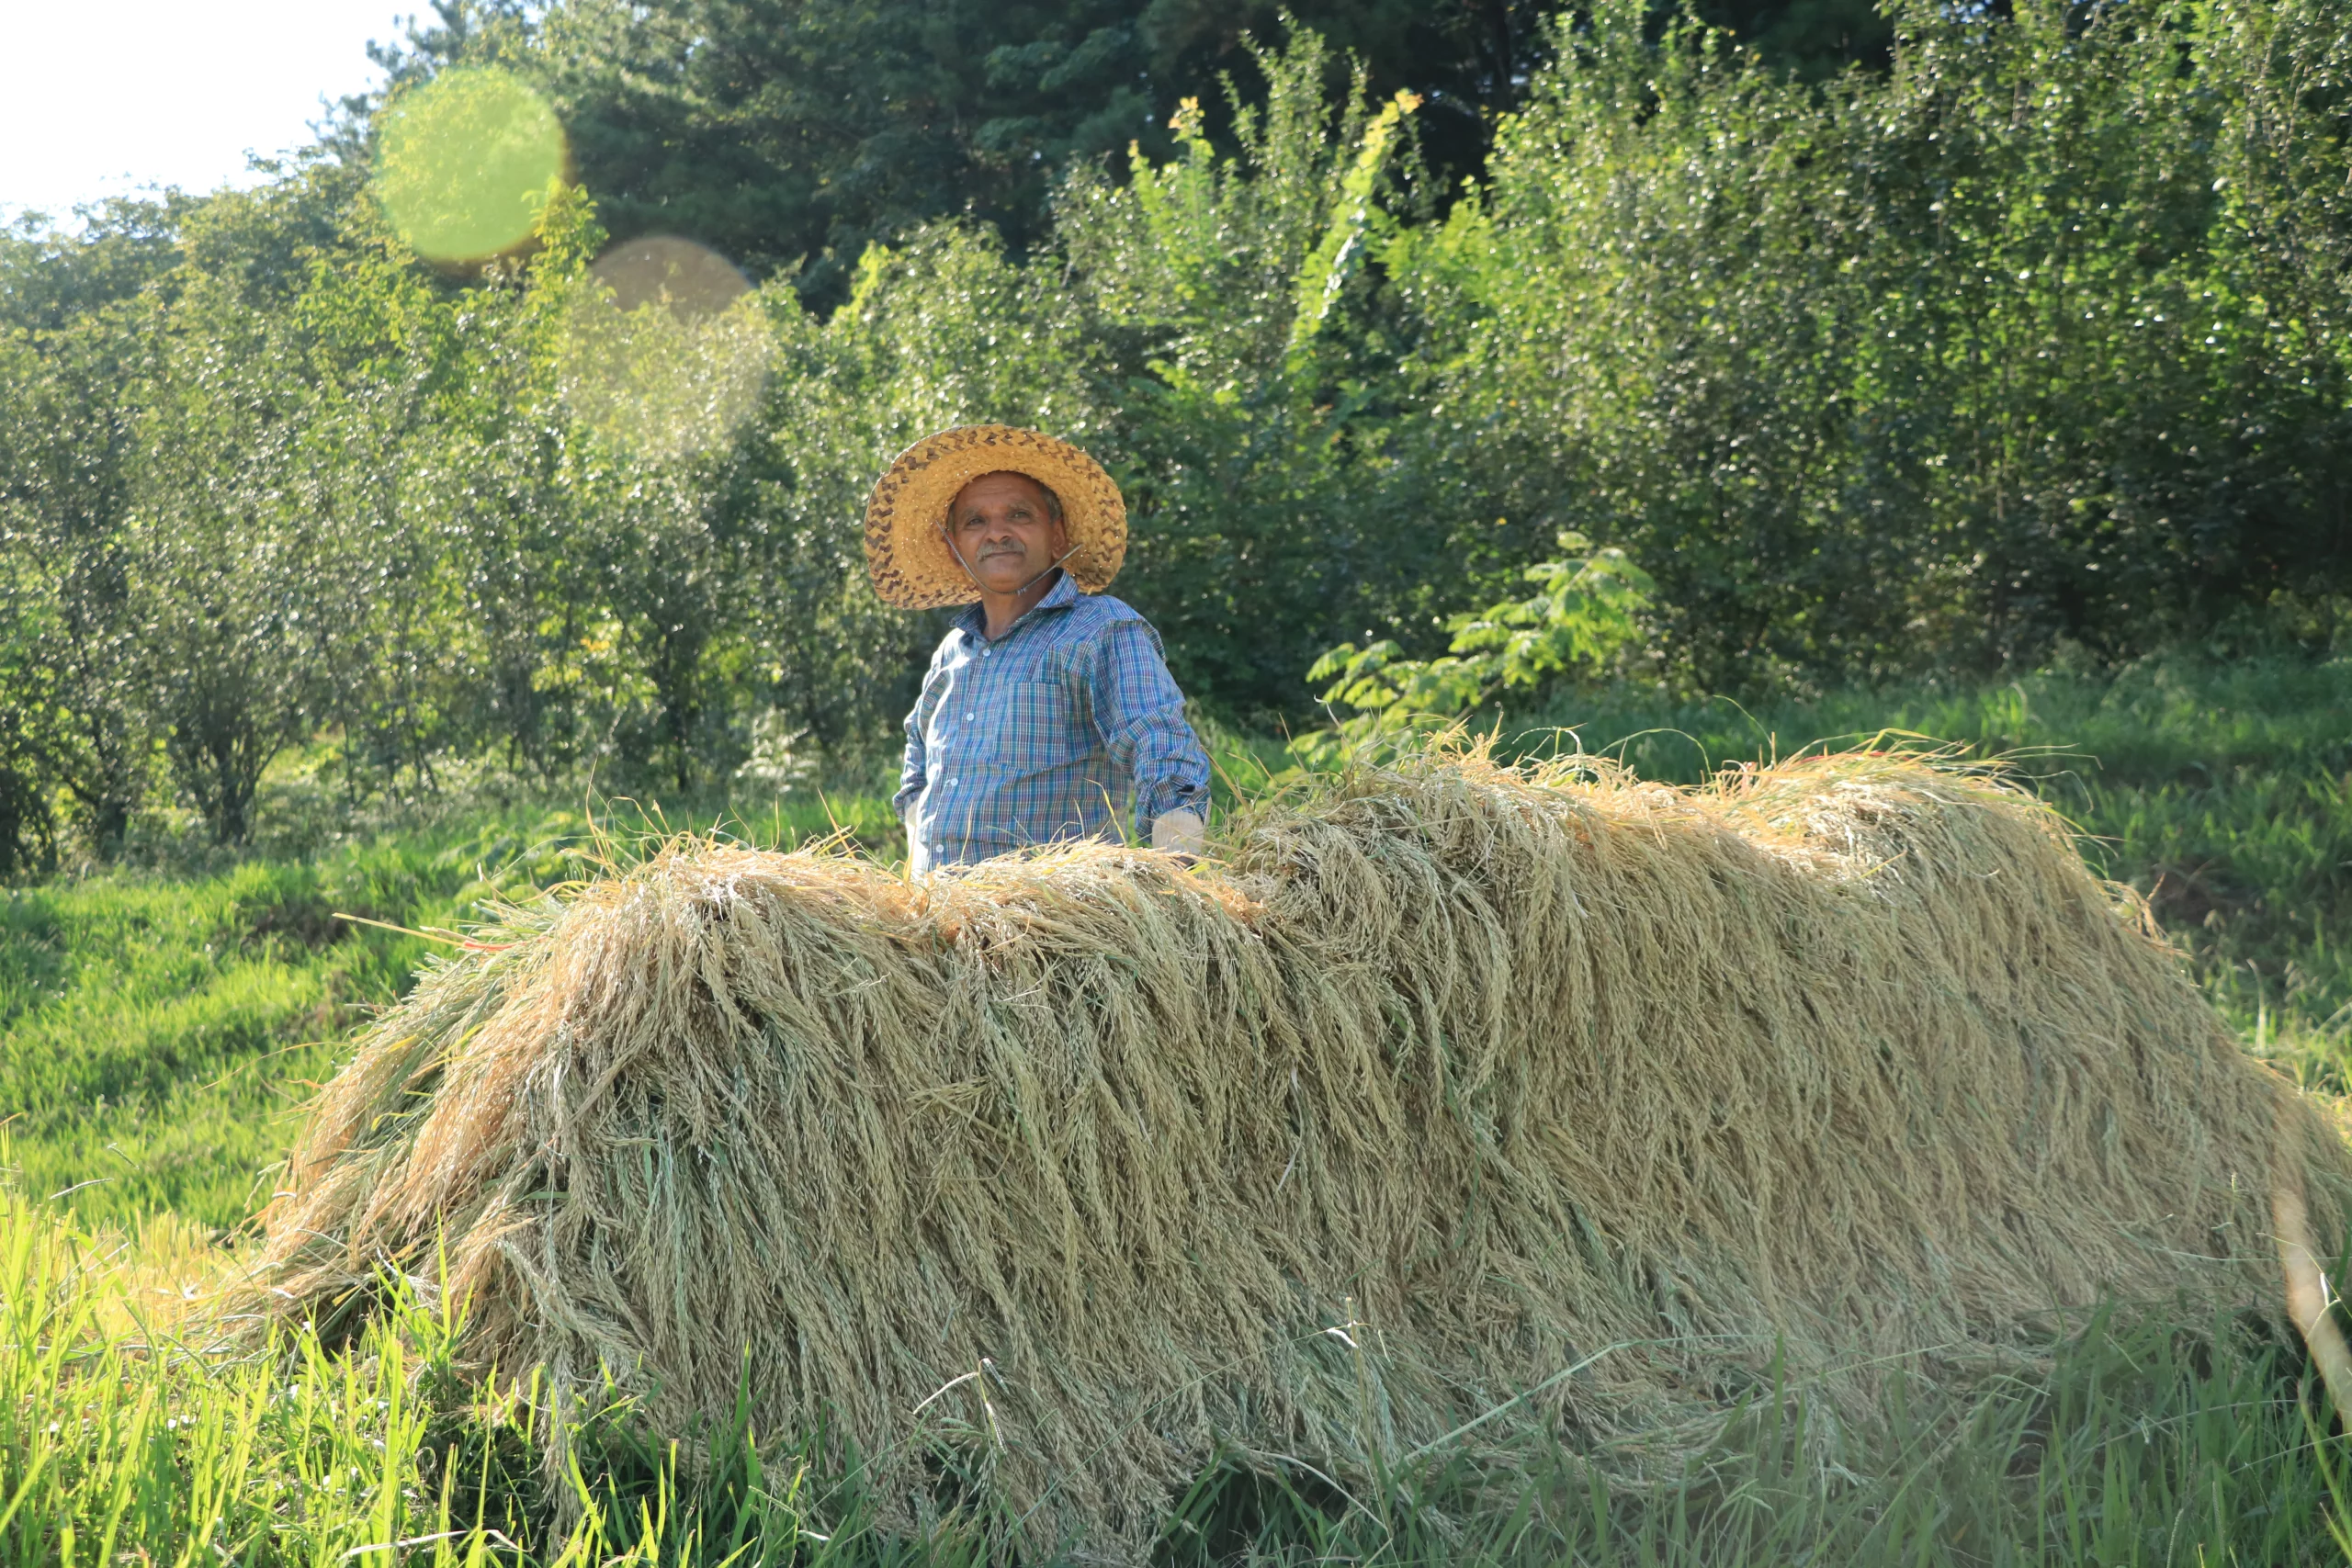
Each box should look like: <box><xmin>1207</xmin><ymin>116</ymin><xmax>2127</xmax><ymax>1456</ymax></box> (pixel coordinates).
<box><xmin>947</xmin><ymin>471</ymin><xmax>1069</xmax><ymax>596</ymax></box>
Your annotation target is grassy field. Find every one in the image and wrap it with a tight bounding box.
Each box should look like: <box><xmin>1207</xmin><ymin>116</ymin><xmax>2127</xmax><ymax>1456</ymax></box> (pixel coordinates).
<box><xmin>2</xmin><ymin>652</ymin><xmax>2349</xmax><ymax>1563</ymax></box>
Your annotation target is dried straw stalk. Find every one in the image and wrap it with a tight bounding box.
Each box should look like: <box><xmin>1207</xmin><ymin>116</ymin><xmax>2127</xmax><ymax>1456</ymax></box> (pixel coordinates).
<box><xmin>253</xmin><ymin>749</ymin><xmax>2352</xmax><ymax>1552</ymax></box>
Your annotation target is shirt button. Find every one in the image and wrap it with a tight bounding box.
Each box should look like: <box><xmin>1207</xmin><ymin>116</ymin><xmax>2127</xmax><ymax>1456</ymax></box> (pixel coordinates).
<box><xmin>947</xmin><ymin>778</ymin><xmax>958</xmax><ymax>786</ymax></box>
<box><xmin>963</xmin><ymin>711</ymin><xmax>974</xmax><ymax>721</ymax></box>
<box><xmin>981</xmin><ymin>649</ymin><xmax>991</xmax><ymax>659</ymax></box>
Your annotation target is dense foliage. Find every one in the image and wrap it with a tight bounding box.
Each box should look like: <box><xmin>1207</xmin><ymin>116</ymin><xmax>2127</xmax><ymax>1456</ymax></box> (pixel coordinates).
<box><xmin>4</xmin><ymin>0</ymin><xmax>2350</xmax><ymax>861</ymax></box>
<box><xmin>1430</xmin><ymin>0</ymin><xmax>2352</xmax><ymax>683</ymax></box>
<box><xmin>356</xmin><ymin>0</ymin><xmax>1900</xmax><ymax>302</ymax></box>
<box><xmin>359</xmin><ymin>0</ymin><xmax>1561</xmax><ymax>301</ymax></box>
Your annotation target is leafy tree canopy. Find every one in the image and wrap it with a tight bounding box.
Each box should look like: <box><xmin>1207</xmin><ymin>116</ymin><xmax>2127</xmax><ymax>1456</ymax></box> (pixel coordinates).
<box><xmin>345</xmin><ymin>0</ymin><xmax>1885</xmax><ymax>303</ymax></box>
<box><xmin>9</xmin><ymin>0</ymin><xmax>2345</xmax><ymax>870</ymax></box>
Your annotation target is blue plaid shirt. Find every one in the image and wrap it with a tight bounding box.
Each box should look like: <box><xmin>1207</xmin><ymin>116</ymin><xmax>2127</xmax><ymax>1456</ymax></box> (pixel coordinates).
<box><xmin>896</xmin><ymin>572</ymin><xmax>1212</xmax><ymax>870</ymax></box>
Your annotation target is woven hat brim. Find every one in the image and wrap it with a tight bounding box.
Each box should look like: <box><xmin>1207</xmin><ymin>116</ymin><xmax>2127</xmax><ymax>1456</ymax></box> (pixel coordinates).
<box><xmin>865</xmin><ymin>426</ymin><xmax>1128</xmax><ymax>610</ymax></box>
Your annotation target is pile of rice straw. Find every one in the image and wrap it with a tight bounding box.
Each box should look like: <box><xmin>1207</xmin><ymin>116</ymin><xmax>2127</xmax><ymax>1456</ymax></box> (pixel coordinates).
<box><xmin>254</xmin><ymin>749</ymin><xmax>2351</xmax><ymax>1552</ymax></box>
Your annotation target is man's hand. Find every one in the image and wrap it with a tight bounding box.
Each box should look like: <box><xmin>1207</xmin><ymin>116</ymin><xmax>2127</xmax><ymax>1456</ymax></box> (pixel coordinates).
<box><xmin>1151</xmin><ymin>809</ymin><xmax>1206</xmax><ymax>862</ymax></box>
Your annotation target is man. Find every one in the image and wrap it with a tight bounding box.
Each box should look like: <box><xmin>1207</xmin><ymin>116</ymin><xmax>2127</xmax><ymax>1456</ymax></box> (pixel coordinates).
<box><xmin>864</xmin><ymin>424</ymin><xmax>1211</xmax><ymax>874</ymax></box>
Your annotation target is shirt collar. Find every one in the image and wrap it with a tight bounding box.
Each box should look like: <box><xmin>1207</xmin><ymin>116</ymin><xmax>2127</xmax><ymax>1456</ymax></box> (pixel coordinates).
<box><xmin>956</xmin><ymin>570</ymin><xmax>1084</xmax><ymax>644</ymax></box>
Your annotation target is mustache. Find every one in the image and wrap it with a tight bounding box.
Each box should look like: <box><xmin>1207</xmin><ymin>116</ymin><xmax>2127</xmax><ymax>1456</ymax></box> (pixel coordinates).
<box><xmin>978</xmin><ymin>542</ymin><xmax>1027</xmax><ymax>559</ymax></box>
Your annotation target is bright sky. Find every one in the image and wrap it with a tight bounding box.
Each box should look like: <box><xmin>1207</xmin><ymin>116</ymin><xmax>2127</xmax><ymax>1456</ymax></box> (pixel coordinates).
<box><xmin>0</xmin><ymin>0</ymin><xmax>402</xmax><ymax>224</ymax></box>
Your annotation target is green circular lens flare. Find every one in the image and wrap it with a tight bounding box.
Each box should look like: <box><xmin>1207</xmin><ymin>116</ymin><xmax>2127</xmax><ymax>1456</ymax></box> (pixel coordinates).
<box><xmin>375</xmin><ymin>68</ymin><xmax>568</xmax><ymax>263</ymax></box>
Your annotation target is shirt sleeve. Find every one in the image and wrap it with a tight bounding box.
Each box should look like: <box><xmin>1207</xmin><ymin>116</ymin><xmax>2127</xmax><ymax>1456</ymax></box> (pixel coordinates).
<box><xmin>1089</xmin><ymin>616</ymin><xmax>1212</xmax><ymax>838</ymax></box>
<box><xmin>894</xmin><ymin>651</ymin><xmax>940</xmax><ymax>822</ymax></box>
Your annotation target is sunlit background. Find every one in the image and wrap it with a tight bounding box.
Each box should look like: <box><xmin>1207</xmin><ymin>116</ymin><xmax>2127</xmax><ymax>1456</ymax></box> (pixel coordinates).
<box><xmin>0</xmin><ymin>0</ymin><xmax>396</xmax><ymax>223</ymax></box>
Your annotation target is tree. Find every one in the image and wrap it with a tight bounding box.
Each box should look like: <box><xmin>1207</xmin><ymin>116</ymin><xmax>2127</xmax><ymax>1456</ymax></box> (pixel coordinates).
<box><xmin>130</xmin><ymin>288</ymin><xmax>333</xmax><ymax>844</ymax></box>
<box><xmin>1307</xmin><ymin>530</ymin><xmax>1657</xmax><ymax>747</ymax></box>
<box><xmin>1688</xmin><ymin>0</ymin><xmax>1892</xmax><ymax>74</ymax></box>
<box><xmin>0</xmin><ymin>310</ymin><xmax>155</xmax><ymax>849</ymax></box>
<box><xmin>0</xmin><ymin>592</ymin><xmax>58</xmax><ymax>877</ymax></box>
<box><xmin>1383</xmin><ymin>0</ymin><xmax>2352</xmax><ymax>688</ymax></box>
<box><xmin>346</xmin><ymin>0</ymin><xmax>1567</xmax><ymax>304</ymax></box>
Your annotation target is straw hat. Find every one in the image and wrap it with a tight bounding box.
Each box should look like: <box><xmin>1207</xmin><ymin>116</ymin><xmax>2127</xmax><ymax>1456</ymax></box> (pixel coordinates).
<box><xmin>864</xmin><ymin>425</ymin><xmax>1128</xmax><ymax>610</ymax></box>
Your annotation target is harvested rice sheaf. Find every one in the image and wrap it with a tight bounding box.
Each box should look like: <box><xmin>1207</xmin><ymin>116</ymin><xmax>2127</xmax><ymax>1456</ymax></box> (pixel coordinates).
<box><xmin>255</xmin><ymin>749</ymin><xmax>2352</xmax><ymax>1552</ymax></box>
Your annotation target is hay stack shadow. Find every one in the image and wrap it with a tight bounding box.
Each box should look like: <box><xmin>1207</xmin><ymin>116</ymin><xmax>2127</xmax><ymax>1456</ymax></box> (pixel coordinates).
<box><xmin>253</xmin><ymin>749</ymin><xmax>2352</xmax><ymax>1553</ymax></box>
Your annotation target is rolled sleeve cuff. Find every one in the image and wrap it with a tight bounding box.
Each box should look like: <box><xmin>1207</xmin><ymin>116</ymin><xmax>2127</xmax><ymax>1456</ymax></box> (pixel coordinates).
<box><xmin>1136</xmin><ymin>770</ymin><xmax>1208</xmax><ymax>828</ymax></box>
<box><xmin>1115</xmin><ymin>716</ymin><xmax>1211</xmax><ymax>835</ymax></box>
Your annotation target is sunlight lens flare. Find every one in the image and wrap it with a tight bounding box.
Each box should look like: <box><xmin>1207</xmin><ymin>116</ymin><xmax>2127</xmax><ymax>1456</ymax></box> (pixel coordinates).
<box><xmin>374</xmin><ymin>68</ymin><xmax>568</xmax><ymax>264</ymax></box>
<box><xmin>590</xmin><ymin>234</ymin><xmax>752</xmax><ymax>318</ymax></box>
<box><xmin>559</xmin><ymin>237</ymin><xmax>772</xmax><ymax>460</ymax></box>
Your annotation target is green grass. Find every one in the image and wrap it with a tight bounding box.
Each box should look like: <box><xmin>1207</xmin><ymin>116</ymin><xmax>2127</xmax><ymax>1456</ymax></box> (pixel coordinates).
<box><xmin>4</xmin><ymin>652</ymin><xmax>2351</xmax><ymax>1563</ymax></box>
